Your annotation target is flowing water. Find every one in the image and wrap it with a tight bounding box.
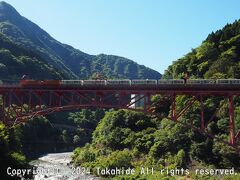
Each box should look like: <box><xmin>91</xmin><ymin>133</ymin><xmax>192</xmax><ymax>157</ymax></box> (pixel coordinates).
<box><xmin>30</xmin><ymin>152</ymin><xmax>99</xmax><ymax>180</ymax></box>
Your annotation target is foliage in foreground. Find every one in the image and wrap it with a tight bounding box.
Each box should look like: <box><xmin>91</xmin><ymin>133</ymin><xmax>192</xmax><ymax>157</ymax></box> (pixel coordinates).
<box><xmin>0</xmin><ymin>122</ymin><xmax>32</xmax><ymax>179</ymax></box>
<box><xmin>164</xmin><ymin>20</ymin><xmax>240</xmax><ymax>80</ymax></box>
<box><xmin>72</xmin><ymin>109</ymin><xmax>240</xmax><ymax>179</ymax></box>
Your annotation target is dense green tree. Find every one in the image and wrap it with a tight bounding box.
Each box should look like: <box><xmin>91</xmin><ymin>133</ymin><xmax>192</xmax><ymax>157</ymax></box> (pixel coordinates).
<box><xmin>0</xmin><ymin>123</ymin><xmax>32</xmax><ymax>179</ymax></box>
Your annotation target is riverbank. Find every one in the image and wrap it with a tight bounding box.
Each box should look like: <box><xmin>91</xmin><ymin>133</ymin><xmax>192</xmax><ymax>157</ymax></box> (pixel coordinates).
<box><xmin>30</xmin><ymin>152</ymin><xmax>99</xmax><ymax>180</ymax></box>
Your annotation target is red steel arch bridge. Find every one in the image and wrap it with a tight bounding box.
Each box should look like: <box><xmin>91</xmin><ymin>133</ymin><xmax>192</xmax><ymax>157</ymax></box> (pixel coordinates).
<box><xmin>0</xmin><ymin>83</ymin><xmax>240</xmax><ymax>149</ymax></box>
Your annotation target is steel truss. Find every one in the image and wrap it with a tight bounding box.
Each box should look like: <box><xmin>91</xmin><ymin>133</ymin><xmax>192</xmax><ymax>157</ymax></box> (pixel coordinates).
<box><xmin>0</xmin><ymin>88</ymin><xmax>239</xmax><ymax>149</ymax></box>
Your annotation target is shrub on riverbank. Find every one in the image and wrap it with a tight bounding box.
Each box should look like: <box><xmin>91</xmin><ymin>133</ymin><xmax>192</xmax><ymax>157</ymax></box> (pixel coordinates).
<box><xmin>0</xmin><ymin>122</ymin><xmax>32</xmax><ymax>179</ymax></box>
<box><xmin>72</xmin><ymin>109</ymin><xmax>240</xmax><ymax>179</ymax></box>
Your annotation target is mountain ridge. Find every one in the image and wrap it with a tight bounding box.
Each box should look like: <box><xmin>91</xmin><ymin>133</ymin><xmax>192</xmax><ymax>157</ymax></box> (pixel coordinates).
<box><xmin>0</xmin><ymin>1</ymin><xmax>161</xmax><ymax>80</ymax></box>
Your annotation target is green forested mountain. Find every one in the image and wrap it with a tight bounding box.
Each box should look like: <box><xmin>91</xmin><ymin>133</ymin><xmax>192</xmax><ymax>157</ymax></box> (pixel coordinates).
<box><xmin>164</xmin><ymin>19</ymin><xmax>240</xmax><ymax>79</ymax></box>
<box><xmin>0</xmin><ymin>1</ymin><xmax>161</xmax><ymax>80</ymax></box>
<box><xmin>0</xmin><ymin>32</ymin><xmax>66</xmax><ymax>80</ymax></box>
<box><xmin>71</xmin><ymin>19</ymin><xmax>240</xmax><ymax>179</ymax></box>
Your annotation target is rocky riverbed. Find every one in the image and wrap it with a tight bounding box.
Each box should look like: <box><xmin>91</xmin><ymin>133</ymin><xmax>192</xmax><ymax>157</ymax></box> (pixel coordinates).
<box><xmin>30</xmin><ymin>152</ymin><xmax>99</xmax><ymax>180</ymax></box>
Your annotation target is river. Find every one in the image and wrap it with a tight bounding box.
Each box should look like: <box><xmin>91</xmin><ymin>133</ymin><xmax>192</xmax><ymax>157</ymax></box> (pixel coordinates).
<box><xmin>30</xmin><ymin>152</ymin><xmax>99</xmax><ymax>180</ymax></box>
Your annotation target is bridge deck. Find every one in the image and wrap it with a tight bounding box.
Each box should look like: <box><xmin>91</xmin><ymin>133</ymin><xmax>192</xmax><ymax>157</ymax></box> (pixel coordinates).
<box><xmin>0</xmin><ymin>84</ymin><xmax>240</xmax><ymax>95</ymax></box>
<box><xmin>0</xmin><ymin>84</ymin><xmax>240</xmax><ymax>147</ymax></box>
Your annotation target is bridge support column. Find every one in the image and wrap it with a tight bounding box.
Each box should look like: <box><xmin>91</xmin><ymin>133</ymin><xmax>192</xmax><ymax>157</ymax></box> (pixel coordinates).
<box><xmin>147</xmin><ymin>94</ymin><xmax>151</xmax><ymax>111</ymax></box>
<box><xmin>144</xmin><ymin>94</ymin><xmax>147</xmax><ymax>111</ymax></box>
<box><xmin>229</xmin><ymin>95</ymin><xmax>235</xmax><ymax>145</ymax></box>
<box><xmin>171</xmin><ymin>94</ymin><xmax>176</xmax><ymax>121</ymax></box>
<box><xmin>200</xmin><ymin>95</ymin><xmax>204</xmax><ymax>130</ymax></box>
<box><xmin>0</xmin><ymin>94</ymin><xmax>5</xmax><ymax>123</ymax></box>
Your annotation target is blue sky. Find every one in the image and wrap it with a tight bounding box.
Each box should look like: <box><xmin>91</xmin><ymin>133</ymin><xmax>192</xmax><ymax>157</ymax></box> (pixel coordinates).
<box><xmin>3</xmin><ymin>0</ymin><xmax>240</xmax><ymax>73</ymax></box>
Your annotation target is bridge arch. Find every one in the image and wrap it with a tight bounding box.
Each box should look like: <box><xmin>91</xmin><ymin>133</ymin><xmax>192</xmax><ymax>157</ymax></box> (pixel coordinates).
<box><xmin>0</xmin><ymin>87</ymin><xmax>240</xmax><ymax>150</ymax></box>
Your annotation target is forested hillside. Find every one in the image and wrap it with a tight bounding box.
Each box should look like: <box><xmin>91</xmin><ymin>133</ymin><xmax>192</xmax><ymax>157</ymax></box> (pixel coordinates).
<box><xmin>164</xmin><ymin>20</ymin><xmax>240</xmax><ymax>79</ymax></box>
<box><xmin>72</xmin><ymin>20</ymin><xmax>240</xmax><ymax>179</ymax></box>
<box><xmin>0</xmin><ymin>32</ymin><xmax>65</xmax><ymax>80</ymax></box>
<box><xmin>0</xmin><ymin>1</ymin><xmax>161</xmax><ymax>80</ymax></box>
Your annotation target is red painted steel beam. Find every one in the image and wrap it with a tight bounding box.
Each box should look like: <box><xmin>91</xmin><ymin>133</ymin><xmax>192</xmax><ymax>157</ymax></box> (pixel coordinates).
<box><xmin>176</xmin><ymin>97</ymin><xmax>197</xmax><ymax>120</ymax></box>
<box><xmin>205</xmin><ymin>98</ymin><xmax>227</xmax><ymax>128</ymax></box>
<box><xmin>171</xmin><ymin>94</ymin><xmax>176</xmax><ymax>121</ymax></box>
<box><xmin>200</xmin><ymin>95</ymin><xmax>205</xmax><ymax>130</ymax></box>
<box><xmin>126</xmin><ymin>94</ymin><xmax>145</xmax><ymax>108</ymax></box>
<box><xmin>0</xmin><ymin>86</ymin><xmax>240</xmax><ymax>150</ymax></box>
<box><xmin>229</xmin><ymin>95</ymin><xmax>236</xmax><ymax>145</ymax></box>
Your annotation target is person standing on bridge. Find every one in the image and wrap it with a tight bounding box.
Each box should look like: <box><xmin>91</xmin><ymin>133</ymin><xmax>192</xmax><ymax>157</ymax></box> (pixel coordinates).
<box><xmin>182</xmin><ymin>72</ymin><xmax>189</xmax><ymax>84</ymax></box>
